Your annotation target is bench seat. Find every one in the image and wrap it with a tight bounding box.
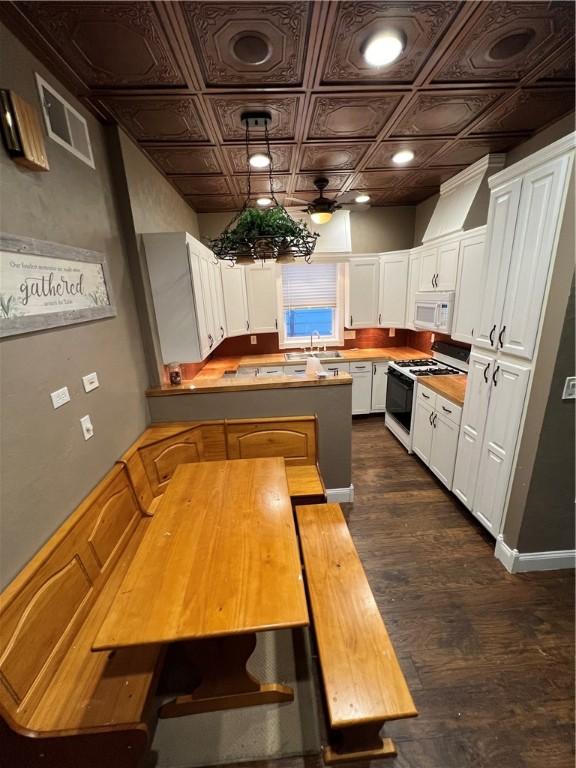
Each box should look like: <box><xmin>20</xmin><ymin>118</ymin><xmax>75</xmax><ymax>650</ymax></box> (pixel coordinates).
<box><xmin>296</xmin><ymin>503</ymin><xmax>417</xmax><ymax>764</ymax></box>
<box><xmin>286</xmin><ymin>465</ymin><xmax>326</xmax><ymax>505</ymax></box>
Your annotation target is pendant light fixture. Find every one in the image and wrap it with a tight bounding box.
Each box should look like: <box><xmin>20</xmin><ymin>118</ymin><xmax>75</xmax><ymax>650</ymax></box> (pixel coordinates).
<box><xmin>210</xmin><ymin>112</ymin><xmax>318</xmax><ymax>264</ymax></box>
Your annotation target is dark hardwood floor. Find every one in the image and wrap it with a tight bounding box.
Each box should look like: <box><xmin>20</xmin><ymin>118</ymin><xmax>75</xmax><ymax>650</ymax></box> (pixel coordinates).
<box><xmin>219</xmin><ymin>417</ymin><xmax>575</xmax><ymax>768</ymax></box>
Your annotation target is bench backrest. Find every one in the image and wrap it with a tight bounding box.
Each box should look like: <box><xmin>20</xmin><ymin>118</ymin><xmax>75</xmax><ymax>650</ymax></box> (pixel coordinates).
<box><xmin>0</xmin><ymin>464</ymin><xmax>143</xmax><ymax>727</ymax></box>
<box><xmin>121</xmin><ymin>416</ymin><xmax>318</xmax><ymax>513</ymax></box>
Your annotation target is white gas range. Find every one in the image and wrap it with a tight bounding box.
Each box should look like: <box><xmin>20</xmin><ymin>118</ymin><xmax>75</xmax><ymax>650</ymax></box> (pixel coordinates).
<box><xmin>384</xmin><ymin>341</ymin><xmax>468</xmax><ymax>452</ymax></box>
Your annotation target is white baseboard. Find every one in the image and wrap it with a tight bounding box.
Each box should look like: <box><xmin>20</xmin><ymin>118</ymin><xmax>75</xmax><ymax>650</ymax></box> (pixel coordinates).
<box><xmin>495</xmin><ymin>534</ymin><xmax>576</xmax><ymax>574</ymax></box>
<box><xmin>326</xmin><ymin>485</ymin><xmax>354</xmax><ymax>503</ymax></box>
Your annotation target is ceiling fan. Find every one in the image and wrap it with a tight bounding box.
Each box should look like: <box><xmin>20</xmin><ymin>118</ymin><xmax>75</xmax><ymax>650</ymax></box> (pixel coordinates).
<box><xmin>286</xmin><ymin>177</ymin><xmax>370</xmax><ymax>224</ymax></box>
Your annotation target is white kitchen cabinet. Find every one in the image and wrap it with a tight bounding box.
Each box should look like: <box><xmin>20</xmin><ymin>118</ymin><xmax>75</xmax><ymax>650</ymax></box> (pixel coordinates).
<box><xmin>378</xmin><ymin>253</ymin><xmax>408</xmax><ymax>327</ymax></box>
<box><xmin>498</xmin><ymin>155</ymin><xmax>572</xmax><ymax>360</ymax></box>
<box><xmin>322</xmin><ymin>361</ymin><xmax>350</xmax><ymax>376</ymax></box>
<box><xmin>436</xmin><ymin>241</ymin><xmax>459</xmax><ymax>291</ymax></box>
<box><xmin>284</xmin><ymin>364</ymin><xmax>307</xmax><ymax>376</ymax></box>
<box><xmin>418</xmin><ymin>246</ymin><xmax>437</xmax><ymax>291</ymax></box>
<box><xmin>258</xmin><ymin>365</ymin><xmax>284</xmax><ymax>377</ymax></box>
<box><xmin>209</xmin><ymin>259</ymin><xmax>226</xmax><ymax>345</ymax></box>
<box><xmin>351</xmin><ymin>370</ymin><xmax>373</xmax><ymax>414</ymax></box>
<box><xmin>413</xmin><ymin>383</ymin><xmax>462</xmax><ymax>490</ymax></box>
<box><xmin>451</xmin><ymin>231</ymin><xmax>486</xmax><ymax>345</ymax></box>
<box><xmin>346</xmin><ymin>258</ymin><xmax>380</xmax><ymax>328</ymax></box>
<box><xmin>452</xmin><ymin>352</ymin><xmax>494</xmax><ymax>511</ymax></box>
<box><xmin>197</xmin><ymin>253</ymin><xmax>219</xmax><ymax>356</ymax></box>
<box><xmin>371</xmin><ymin>362</ymin><xmax>388</xmax><ymax>411</ymax></box>
<box><xmin>245</xmin><ymin>263</ymin><xmax>278</xmax><ymax>333</ymax></box>
<box><xmin>312</xmin><ymin>209</ymin><xmax>351</xmax><ymax>253</ymax></box>
<box><xmin>412</xmin><ymin>397</ymin><xmax>434</xmax><ymax>464</ymax></box>
<box><xmin>220</xmin><ymin>263</ymin><xmax>249</xmax><ymax>337</ymax></box>
<box><xmin>405</xmin><ymin>250</ymin><xmax>421</xmax><ymax>330</ymax></box>
<box><xmin>429</xmin><ymin>411</ymin><xmax>460</xmax><ymax>488</ymax></box>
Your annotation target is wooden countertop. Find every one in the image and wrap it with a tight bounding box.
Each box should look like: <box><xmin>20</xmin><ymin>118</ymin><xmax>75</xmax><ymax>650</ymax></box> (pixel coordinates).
<box><xmin>416</xmin><ymin>375</ymin><xmax>468</xmax><ymax>407</ymax></box>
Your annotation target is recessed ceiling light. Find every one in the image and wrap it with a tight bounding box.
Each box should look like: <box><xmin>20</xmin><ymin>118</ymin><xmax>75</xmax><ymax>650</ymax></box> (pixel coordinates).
<box><xmin>256</xmin><ymin>197</ymin><xmax>273</xmax><ymax>207</ymax></box>
<box><xmin>310</xmin><ymin>211</ymin><xmax>333</xmax><ymax>225</ymax></box>
<box><xmin>355</xmin><ymin>194</ymin><xmax>370</xmax><ymax>204</ymax></box>
<box><xmin>363</xmin><ymin>31</ymin><xmax>404</xmax><ymax>67</ymax></box>
<box><xmin>249</xmin><ymin>152</ymin><xmax>271</xmax><ymax>169</ymax></box>
<box><xmin>392</xmin><ymin>149</ymin><xmax>415</xmax><ymax>165</ymax></box>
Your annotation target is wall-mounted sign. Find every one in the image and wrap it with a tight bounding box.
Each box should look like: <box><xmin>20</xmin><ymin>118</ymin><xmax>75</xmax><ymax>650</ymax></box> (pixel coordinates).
<box><xmin>0</xmin><ymin>232</ymin><xmax>116</xmax><ymax>337</ymax></box>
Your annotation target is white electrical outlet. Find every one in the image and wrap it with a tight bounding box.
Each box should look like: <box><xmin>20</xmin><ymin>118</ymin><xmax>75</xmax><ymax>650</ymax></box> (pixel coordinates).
<box><xmin>80</xmin><ymin>414</ymin><xmax>94</xmax><ymax>440</ymax></box>
<box><xmin>344</xmin><ymin>330</ymin><xmax>356</xmax><ymax>340</ymax></box>
<box><xmin>51</xmin><ymin>386</ymin><xmax>70</xmax><ymax>409</ymax></box>
<box><xmin>82</xmin><ymin>372</ymin><xmax>99</xmax><ymax>392</ymax></box>
<box><xmin>562</xmin><ymin>377</ymin><xmax>576</xmax><ymax>400</ymax></box>
<box><xmin>389</xmin><ymin>328</ymin><xmax>396</xmax><ymax>337</ymax></box>
<box><xmin>250</xmin><ymin>335</ymin><xmax>257</xmax><ymax>344</ymax></box>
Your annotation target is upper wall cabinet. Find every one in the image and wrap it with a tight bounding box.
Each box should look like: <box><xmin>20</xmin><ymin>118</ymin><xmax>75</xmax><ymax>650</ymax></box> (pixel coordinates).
<box><xmin>220</xmin><ymin>263</ymin><xmax>249</xmax><ymax>337</ymax></box>
<box><xmin>311</xmin><ymin>210</ymin><xmax>352</xmax><ymax>254</ymax></box>
<box><xmin>378</xmin><ymin>252</ymin><xmax>408</xmax><ymax>327</ymax></box>
<box><xmin>418</xmin><ymin>241</ymin><xmax>459</xmax><ymax>291</ymax></box>
<box><xmin>245</xmin><ymin>263</ymin><xmax>278</xmax><ymax>333</ymax></box>
<box><xmin>345</xmin><ymin>258</ymin><xmax>380</xmax><ymax>328</ymax></box>
<box><xmin>143</xmin><ymin>232</ymin><xmax>226</xmax><ymax>363</ymax></box>
<box><xmin>474</xmin><ymin>145</ymin><xmax>573</xmax><ymax>360</ymax></box>
<box><xmin>405</xmin><ymin>250</ymin><xmax>421</xmax><ymax>331</ymax></box>
<box><xmin>452</xmin><ymin>230</ymin><xmax>486</xmax><ymax>345</ymax></box>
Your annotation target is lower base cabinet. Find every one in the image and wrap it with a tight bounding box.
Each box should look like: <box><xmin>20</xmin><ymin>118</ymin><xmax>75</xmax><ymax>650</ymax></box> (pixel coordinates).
<box><xmin>412</xmin><ymin>384</ymin><xmax>462</xmax><ymax>490</ymax></box>
<box><xmin>371</xmin><ymin>362</ymin><xmax>388</xmax><ymax>411</ymax></box>
<box><xmin>351</xmin><ymin>362</ymin><xmax>372</xmax><ymax>414</ymax></box>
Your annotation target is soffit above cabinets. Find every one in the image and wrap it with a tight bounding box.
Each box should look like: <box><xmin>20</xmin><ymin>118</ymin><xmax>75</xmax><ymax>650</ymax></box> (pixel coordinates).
<box><xmin>4</xmin><ymin>1</ymin><xmax>574</xmax><ymax>213</ymax></box>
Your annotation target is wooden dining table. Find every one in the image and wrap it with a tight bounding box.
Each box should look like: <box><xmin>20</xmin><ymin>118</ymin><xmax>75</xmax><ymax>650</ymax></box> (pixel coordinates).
<box><xmin>93</xmin><ymin>457</ymin><xmax>309</xmax><ymax>718</ymax></box>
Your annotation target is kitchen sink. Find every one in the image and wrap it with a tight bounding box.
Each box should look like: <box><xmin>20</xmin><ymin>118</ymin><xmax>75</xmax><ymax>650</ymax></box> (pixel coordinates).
<box><xmin>284</xmin><ymin>351</ymin><xmax>342</xmax><ymax>361</ymax></box>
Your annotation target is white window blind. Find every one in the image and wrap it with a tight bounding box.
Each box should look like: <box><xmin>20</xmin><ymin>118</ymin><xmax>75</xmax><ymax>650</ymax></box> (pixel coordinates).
<box><xmin>282</xmin><ymin>263</ymin><xmax>337</xmax><ymax>308</ymax></box>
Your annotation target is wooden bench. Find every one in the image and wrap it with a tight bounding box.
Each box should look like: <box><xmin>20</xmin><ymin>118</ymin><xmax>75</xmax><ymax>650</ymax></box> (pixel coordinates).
<box><xmin>119</xmin><ymin>416</ymin><xmax>326</xmax><ymax>513</ymax></box>
<box><xmin>296</xmin><ymin>503</ymin><xmax>417</xmax><ymax>764</ymax></box>
<box><xmin>0</xmin><ymin>464</ymin><xmax>162</xmax><ymax>768</ymax></box>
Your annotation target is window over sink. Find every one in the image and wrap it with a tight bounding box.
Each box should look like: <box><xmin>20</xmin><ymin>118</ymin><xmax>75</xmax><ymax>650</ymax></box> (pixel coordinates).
<box><xmin>279</xmin><ymin>262</ymin><xmax>344</xmax><ymax>349</ymax></box>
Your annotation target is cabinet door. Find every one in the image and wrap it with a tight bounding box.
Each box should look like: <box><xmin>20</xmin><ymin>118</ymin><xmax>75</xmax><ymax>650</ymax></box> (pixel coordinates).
<box><xmin>198</xmin><ymin>254</ymin><xmax>217</xmax><ymax>354</ymax></box>
<box><xmin>346</xmin><ymin>259</ymin><xmax>379</xmax><ymax>328</ymax></box>
<box><xmin>452</xmin><ymin>352</ymin><xmax>494</xmax><ymax>511</ymax></box>
<box><xmin>436</xmin><ymin>241</ymin><xmax>459</xmax><ymax>291</ymax></box>
<box><xmin>378</xmin><ymin>253</ymin><xmax>408</xmax><ymax>327</ymax></box>
<box><xmin>371</xmin><ymin>363</ymin><xmax>388</xmax><ymax>411</ymax></box>
<box><xmin>210</xmin><ymin>259</ymin><xmax>226</xmax><ymax>346</ymax></box>
<box><xmin>220</xmin><ymin>264</ymin><xmax>249</xmax><ymax>337</ymax></box>
<box><xmin>452</xmin><ymin>233</ymin><xmax>485</xmax><ymax>345</ymax></box>
<box><xmin>352</xmin><ymin>371</ymin><xmax>373</xmax><ymax>415</ymax></box>
<box><xmin>245</xmin><ymin>263</ymin><xmax>278</xmax><ymax>333</ymax></box>
<box><xmin>474</xmin><ymin>178</ymin><xmax>522</xmax><ymax>351</ymax></box>
<box><xmin>499</xmin><ymin>155</ymin><xmax>572</xmax><ymax>360</ymax></box>
<box><xmin>429</xmin><ymin>412</ymin><xmax>460</xmax><ymax>489</ymax></box>
<box><xmin>405</xmin><ymin>251</ymin><xmax>421</xmax><ymax>330</ymax></box>
<box><xmin>412</xmin><ymin>398</ymin><xmax>434</xmax><ymax>465</ymax></box>
<box><xmin>418</xmin><ymin>247</ymin><xmax>437</xmax><ymax>291</ymax></box>
<box><xmin>473</xmin><ymin>359</ymin><xmax>531</xmax><ymax>536</ymax></box>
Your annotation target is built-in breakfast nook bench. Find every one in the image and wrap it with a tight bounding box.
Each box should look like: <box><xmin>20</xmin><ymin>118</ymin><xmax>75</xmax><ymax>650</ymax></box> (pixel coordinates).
<box><xmin>0</xmin><ymin>415</ymin><xmax>416</xmax><ymax>767</ymax></box>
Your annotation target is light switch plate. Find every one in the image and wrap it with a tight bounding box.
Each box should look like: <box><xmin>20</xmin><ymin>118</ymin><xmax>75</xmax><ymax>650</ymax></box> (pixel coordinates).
<box><xmin>80</xmin><ymin>414</ymin><xmax>94</xmax><ymax>440</ymax></box>
<box><xmin>389</xmin><ymin>328</ymin><xmax>396</xmax><ymax>337</ymax></box>
<box><xmin>82</xmin><ymin>372</ymin><xmax>99</xmax><ymax>392</ymax></box>
<box><xmin>250</xmin><ymin>335</ymin><xmax>257</xmax><ymax>344</ymax></box>
<box><xmin>344</xmin><ymin>330</ymin><xmax>356</xmax><ymax>340</ymax></box>
<box><xmin>51</xmin><ymin>386</ymin><xmax>70</xmax><ymax>409</ymax></box>
<box><xmin>562</xmin><ymin>377</ymin><xmax>576</xmax><ymax>400</ymax></box>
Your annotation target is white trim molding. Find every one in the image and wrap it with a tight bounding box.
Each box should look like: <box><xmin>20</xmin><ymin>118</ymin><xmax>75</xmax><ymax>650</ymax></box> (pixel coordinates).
<box><xmin>489</xmin><ymin>131</ymin><xmax>576</xmax><ymax>189</ymax></box>
<box><xmin>495</xmin><ymin>535</ymin><xmax>576</xmax><ymax>574</ymax></box>
<box><xmin>326</xmin><ymin>485</ymin><xmax>354</xmax><ymax>503</ymax></box>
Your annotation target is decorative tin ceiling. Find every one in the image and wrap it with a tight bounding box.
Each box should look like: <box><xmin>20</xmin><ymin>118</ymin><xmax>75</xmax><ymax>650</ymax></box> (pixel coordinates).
<box><xmin>4</xmin><ymin>1</ymin><xmax>574</xmax><ymax>212</ymax></box>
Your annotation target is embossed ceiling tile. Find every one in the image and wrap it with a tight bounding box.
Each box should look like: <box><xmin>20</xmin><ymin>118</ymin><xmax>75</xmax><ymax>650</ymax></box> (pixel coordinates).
<box><xmin>401</xmin><ymin>167</ymin><xmax>465</xmax><ymax>187</ymax></box>
<box><xmin>101</xmin><ymin>96</ymin><xmax>207</xmax><ymax>142</ymax></box>
<box><xmin>299</xmin><ymin>144</ymin><xmax>370</xmax><ymax>172</ymax></box>
<box><xmin>207</xmin><ymin>94</ymin><xmax>301</xmax><ymax>141</ymax></box>
<box><xmin>471</xmin><ymin>89</ymin><xmax>575</xmax><ymax>135</ymax></box>
<box><xmin>237</xmin><ymin>175</ymin><xmax>290</xmax><ymax>194</ymax></box>
<box><xmin>533</xmin><ymin>46</ymin><xmax>576</xmax><ymax>83</ymax></box>
<box><xmin>391</xmin><ymin>91</ymin><xmax>503</xmax><ymax>136</ymax></box>
<box><xmin>366</xmin><ymin>139</ymin><xmax>446</xmax><ymax>168</ymax></box>
<box><xmin>354</xmin><ymin>170</ymin><xmax>415</xmax><ymax>189</ymax></box>
<box><xmin>321</xmin><ymin>1</ymin><xmax>459</xmax><ymax>84</ymax></box>
<box><xmin>372</xmin><ymin>187</ymin><xmax>438</xmax><ymax>204</ymax></box>
<box><xmin>181</xmin><ymin>2</ymin><xmax>310</xmax><ymax>87</ymax></box>
<box><xmin>307</xmin><ymin>94</ymin><xmax>403</xmax><ymax>140</ymax></box>
<box><xmin>432</xmin><ymin>1</ymin><xmax>575</xmax><ymax>83</ymax></box>
<box><xmin>294</xmin><ymin>174</ymin><xmax>350</xmax><ymax>192</ymax></box>
<box><xmin>146</xmin><ymin>146</ymin><xmax>222</xmax><ymax>174</ymax></box>
<box><xmin>171</xmin><ymin>176</ymin><xmax>231</xmax><ymax>196</ymax></box>
<box><xmin>428</xmin><ymin>137</ymin><xmax>518</xmax><ymax>166</ymax></box>
<box><xmin>185</xmin><ymin>195</ymin><xmax>239</xmax><ymax>212</ymax></box>
<box><xmin>18</xmin><ymin>1</ymin><xmax>184</xmax><ymax>88</ymax></box>
<box><xmin>224</xmin><ymin>144</ymin><xmax>294</xmax><ymax>173</ymax></box>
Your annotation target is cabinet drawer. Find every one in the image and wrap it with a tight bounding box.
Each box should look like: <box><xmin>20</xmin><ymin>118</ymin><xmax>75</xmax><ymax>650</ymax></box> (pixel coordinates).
<box><xmin>350</xmin><ymin>361</ymin><xmax>372</xmax><ymax>373</ymax></box>
<box><xmin>436</xmin><ymin>394</ymin><xmax>462</xmax><ymax>425</ymax></box>
<box><xmin>258</xmin><ymin>366</ymin><xmax>285</xmax><ymax>377</ymax></box>
<box><xmin>284</xmin><ymin>365</ymin><xmax>307</xmax><ymax>376</ymax></box>
<box><xmin>322</xmin><ymin>362</ymin><xmax>350</xmax><ymax>375</ymax></box>
<box><xmin>237</xmin><ymin>366</ymin><xmax>259</xmax><ymax>377</ymax></box>
<box><xmin>417</xmin><ymin>385</ymin><xmax>437</xmax><ymax>408</ymax></box>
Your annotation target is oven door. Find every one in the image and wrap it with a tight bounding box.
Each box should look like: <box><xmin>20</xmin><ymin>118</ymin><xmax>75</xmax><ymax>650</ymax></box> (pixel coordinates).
<box><xmin>414</xmin><ymin>300</ymin><xmax>438</xmax><ymax>330</ymax></box>
<box><xmin>385</xmin><ymin>368</ymin><xmax>414</xmax><ymax>432</ymax></box>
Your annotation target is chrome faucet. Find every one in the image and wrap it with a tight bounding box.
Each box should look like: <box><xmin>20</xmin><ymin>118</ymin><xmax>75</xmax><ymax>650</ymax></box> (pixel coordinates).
<box><xmin>310</xmin><ymin>330</ymin><xmax>321</xmax><ymax>352</ymax></box>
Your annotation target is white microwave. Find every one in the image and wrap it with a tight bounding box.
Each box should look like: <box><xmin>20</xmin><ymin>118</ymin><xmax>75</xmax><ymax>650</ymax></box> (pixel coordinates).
<box><xmin>414</xmin><ymin>291</ymin><xmax>455</xmax><ymax>332</ymax></box>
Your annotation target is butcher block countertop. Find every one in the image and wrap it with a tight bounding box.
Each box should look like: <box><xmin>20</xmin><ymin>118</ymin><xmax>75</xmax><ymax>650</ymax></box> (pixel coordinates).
<box><xmin>147</xmin><ymin>347</ymin><xmax>428</xmax><ymax>396</ymax></box>
<box><xmin>416</xmin><ymin>375</ymin><xmax>468</xmax><ymax>407</ymax></box>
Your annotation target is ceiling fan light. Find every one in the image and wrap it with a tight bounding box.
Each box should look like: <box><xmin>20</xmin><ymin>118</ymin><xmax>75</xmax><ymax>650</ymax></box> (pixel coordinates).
<box><xmin>363</xmin><ymin>31</ymin><xmax>404</xmax><ymax>67</ymax></box>
<box><xmin>256</xmin><ymin>196</ymin><xmax>273</xmax><ymax>207</ymax></box>
<box><xmin>310</xmin><ymin>211</ymin><xmax>333</xmax><ymax>225</ymax></box>
<box><xmin>249</xmin><ymin>152</ymin><xmax>271</xmax><ymax>169</ymax></box>
<box><xmin>355</xmin><ymin>194</ymin><xmax>371</xmax><ymax>204</ymax></box>
<box><xmin>392</xmin><ymin>149</ymin><xmax>415</xmax><ymax>165</ymax></box>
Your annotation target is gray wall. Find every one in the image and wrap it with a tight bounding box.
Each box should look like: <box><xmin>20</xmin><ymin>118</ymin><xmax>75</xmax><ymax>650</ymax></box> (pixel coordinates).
<box><xmin>0</xmin><ymin>24</ymin><xmax>150</xmax><ymax>586</ymax></box>
<box><xmin>147</xmin><ymin>384</ymin><xmax>353</xmax><ymax>490</ymax></box>
<box><xmin>198</xmin><ymin>205</ymin><xmax>416</xmax><ymax>253</ymax></box>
